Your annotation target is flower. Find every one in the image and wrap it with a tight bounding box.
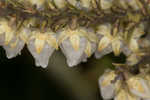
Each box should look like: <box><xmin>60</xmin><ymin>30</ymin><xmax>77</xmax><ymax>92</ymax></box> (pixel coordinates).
<box><xmin>95</xmin><ymin>23</ymin><xmax>123</xmax><ymax>58</ymax></box>
<box><xmin>126</xmin><ymin>76</ymin><xmax>150</xmax><ymax>99</ymax></box>
<box><xmin>58</xmin><ymin>26</ymin><xmax>97</xmax><ymax>67</ymax></box>
<box><xmin>27</xmin><ymin>30</ymin><xmax>58</xmax><ymax>68</ymax></box>
<box><xmin>0</xmin><ymin>18</ymin><xmax>16</xmax><ymax>46</ymax></box>
<box><xmin>0</xmin><ymin>18</ymin><xmax>25</xmax><ymax>59</ymax></box>
<box><xmin>98</xmin><ymin>69</ymin><xmax>121</xmax><ymax>99</ymax></box>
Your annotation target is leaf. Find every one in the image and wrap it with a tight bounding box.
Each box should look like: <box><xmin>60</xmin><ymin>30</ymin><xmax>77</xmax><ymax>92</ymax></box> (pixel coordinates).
<box><xmin>3</xmin><ymin>38</ymin><xmax>25</xmax><ymax>59</ymax></box>
<box><xmin>99</xmin><ymin>69</ymin><xmax>116</xmax><ymax>99</ymax></box>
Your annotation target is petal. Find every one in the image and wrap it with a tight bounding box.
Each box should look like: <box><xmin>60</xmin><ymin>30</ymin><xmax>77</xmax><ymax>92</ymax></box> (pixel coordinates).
<box><xmin>69</xmin><ymin>34</ymin><xmax>80</xmax><ymax>51</ymax></box>
<box><xmin>112</xmin><ymin>39</ymin><xmax>121</xmax><ymax>56</ymax></box>
<box><xmin>19</xmin><ymin>28</ymin><xmax>31</xmax><ymax>43</ymax></box>
<box><xmin>5</xmin><ymin>32</ymin><xmax>14</xmax><ymax>45</ymax></box>
<box><xmin>121</xmin><ymin>43</ymin><xmax>132</xmax><ymax>56</ymax></box>
<box><xmin>83</xmin><ymin>29</ymin><xmax>98</xmax><ymax>43</ymax></box>
<box><xmin>114</xmin><ymin>89</ymin><xmax>128</xmax><ymax>100</ymax></box>
<box><xmin>46</xmin><ymin>34</ymin><xmax>58</xmax><ymax>50</ymax></box>
<box><xmin>0</xmin><ymin>33</ymin><xmax>5</xmax><ymax>45</ymax></box>
<box><xmin>100</xmin><ymin>0</ymin><xmax>113</xmax><ymax>10</ymax></box>
<box><xmin>129</xmin><ymin>39</ymin><xmax>139</xmax><ymax>52</ymax></box>
<box><xmin>97</xmin><ymin>24</ymin><xmax>111</xmax><ymax>36</ymax></box>
<box><xmin>132</xmin><ymin>27</ymin><xmax>144</xmax><ymax>39</ymax></box>
<box><xmin>98</xmin><ymin>36</ymin><xmax>111</xmax><ymax>51</ymax></box>
<box><xmin>35</xmin><ymin>38</ymin><xmax>45</xmax><ymax>54</ymax></box>
<box><xmin>95</xmin><ymin>44</ymin><xmax>112</xmax><ymax>59</ymax></box>
<box><xmin>0</xmin><ymin>20</ymin><xmax>12</xmax><ymax>34</ymax></box>
<box><xmin>58</xmin><ymin>30</ymin><xmax>69</xmax><ymax>45</ymax></box>
<box><xmin>84</xmin><ymin>41</ymin><xmax>92</xmax><ymax>57</ymax></box>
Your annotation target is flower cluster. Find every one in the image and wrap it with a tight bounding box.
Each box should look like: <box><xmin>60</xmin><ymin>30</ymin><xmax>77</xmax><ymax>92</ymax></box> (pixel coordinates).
<box><xmin>0</xmin><ymin>0</ymin><xmax>150</xmax><ymax>100</ymax></box>
<box><xmin>0</xmin><ymin>16</ymin><xmax>149</xmax><ymax>68</ymax></box>
<box><xmin>99</xmin><ymin>64</ymin><xmax>150</xmax><ymax>100</ymax></box>
<box><xmin>0</xmin><ymin>0</ymin><xmax>150</xmax><ymax>68</ymax></box>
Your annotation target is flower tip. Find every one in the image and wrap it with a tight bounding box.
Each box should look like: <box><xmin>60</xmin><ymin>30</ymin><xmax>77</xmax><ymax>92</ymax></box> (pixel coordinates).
<box><xmin>98</xmin><ymin>46</ymin><xmax>104</xmax><ymax>52</ymax></box>
<box><xmin>113</xmin><ymin>51</ymin><xmax>121</xmax><ymax>56</ymax></box>
<box><xmin>36</xmin><ymin>47</ymin><xmax>42</xmax><ymax>54</ymax></box>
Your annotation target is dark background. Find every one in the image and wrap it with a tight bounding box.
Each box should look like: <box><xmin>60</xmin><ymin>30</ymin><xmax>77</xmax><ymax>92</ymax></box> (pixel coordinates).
<box><xmin>0</xmin><ymin>46</ymin><xmax>125</xmax><ymax>100</ymax></box>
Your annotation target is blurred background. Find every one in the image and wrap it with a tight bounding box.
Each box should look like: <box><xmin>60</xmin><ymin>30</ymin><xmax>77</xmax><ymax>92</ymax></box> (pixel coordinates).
<box><xmin>0</xmin><ymin>46</ymin><xmax>125</xmax><ymax>100</ymax></box>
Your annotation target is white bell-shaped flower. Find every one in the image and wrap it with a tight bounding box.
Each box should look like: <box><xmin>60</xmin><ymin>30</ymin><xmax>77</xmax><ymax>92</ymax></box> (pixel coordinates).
<box><xmin>58</xmin><ymin>27</ymin><xmax>97</xmax><ymax>67</ymax></box>
<box><xmin>98</xmin><ymin>69</ymin><xmax>121</xmax><ymax>99</ymax></box>
<box><xmin>95</xmin><ymin>44</ymin><xmax>112</xmax><ymax>59</ymax></box>
<box><xmin>60</xmin><ymin>37</ymin><xmax>87</xmax><ymax>67</ymax></box>
<box><xmin>3</xmin><ymin>26</ymin><xmax>32</xmax><ymax>59</ymax></box>
<box><xmin>127</xmin><ymin>76</ymin><xmax>150</xmax><ymax>99</ymax></box>
<box><xmin>0</xmin><ymin>18</ymin><xmax>15</xmax><ymax>46</ymax></box>
<box><xmin>27</xmin><ymin>30</ymin><xmax>58</xmax><ymax>68</ymax></box>
<box><xmin>3</xmin><ymin>36</ymin><xmax>25</xmax><ymax>59</ymax></box>
<box><xmin>82</xmin><ymin>41</ymin><xmax>97</xmax><ymax>62</ymax></box>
